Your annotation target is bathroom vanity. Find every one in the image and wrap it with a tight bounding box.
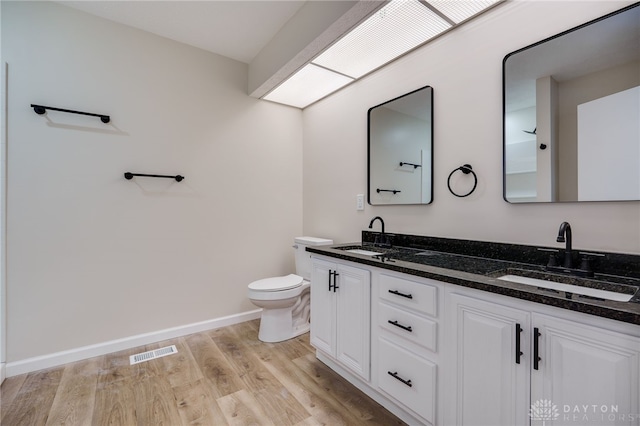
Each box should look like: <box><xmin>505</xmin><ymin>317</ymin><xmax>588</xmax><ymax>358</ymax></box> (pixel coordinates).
<box><xmin>307</xmin><ymin>232</ymin><xmax>640</xmax><ymax>426</ymax></box>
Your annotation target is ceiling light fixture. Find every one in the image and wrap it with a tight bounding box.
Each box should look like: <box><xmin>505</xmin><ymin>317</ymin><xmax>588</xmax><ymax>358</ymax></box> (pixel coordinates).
<box><xmin>262</xmin><ymin>63</ymin><xmax>354</xmax><ymax>109</ymax></box>
<box><xmin>263</xmin><ymin>0</ymin><xmax>503</xmax><ymax>109</ymax></box>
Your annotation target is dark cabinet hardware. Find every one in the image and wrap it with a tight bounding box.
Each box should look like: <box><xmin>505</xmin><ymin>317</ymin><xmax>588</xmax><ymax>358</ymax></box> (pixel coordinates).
<box><xmin>388</xmin><ymin>289</ymin><xmax>413</xmax><ymax>299</ymax></box>
<box><xmin>388</xmin><ymin>371</ymin><xmax>412</xmax><ymax>387</ymax></box>
<box><xmin>31</xmin><ymin>104</ymin><xmax>110</xmax><ymax>123</ymax></box>
<box><xmin>388</xmin><ymin>320</ymin><xmax>412</xmax><ymax>332</ymax></box>
<box><xmin>515</xmin><ymin>323</ymin><xmax>523</xmax><ymax>364</ymax></box>
<box><xmin>124</xmin><ymin>172</ymin><xmax>184</xmax><ymax>182</ymax></box>
<box><xmin>533</xmin><ymin>327</ymin><xmax>541</xmax><ymax>370</ymax></box>
<box><xmin>328</xmin><ymin>270</ymin><xmax>339</xmax><ymax>292</ymax></box>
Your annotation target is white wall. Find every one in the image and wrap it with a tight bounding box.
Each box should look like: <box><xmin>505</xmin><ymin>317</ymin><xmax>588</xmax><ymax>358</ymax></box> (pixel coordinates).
<box><xmin>2</xmin><ymin>1</ymin><xmax>303</xmax><ymax>363</ymax></box>
<box><xmin>303</xmin><ymin>0</ymin><xmax>640</xmax><ymax>254</ymax></box>
<box><xmin>0</xmin><ymin>2</ymin><xmax>6</xmax><ymax>383</ymax></box>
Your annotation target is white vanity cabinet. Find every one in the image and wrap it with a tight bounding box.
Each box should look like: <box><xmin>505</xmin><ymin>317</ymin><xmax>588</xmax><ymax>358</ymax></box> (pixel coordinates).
<box><xmin>531</xmin><ymin>312</ymin><xmax>640</xmax><ymax>426</ymax></box>
<box><xmin>310</xmin><ymin>258</ymin><xmax>371</xmax><ymax>381</ymax></box>
<box><xmin>447</xmin><ymin>293</ymin><xmax>531</xmax><ymax>426</ymax></box>
<box><xmin>447</xmin><ymin>288</ymin><xmax>640</xmax><ymax>426</ymax></box>
<box><xmin>374</xmin><ymin>272</ymin><xmax>443</xmax><ymax>425</ymax></box>
<box><xmin>308</xmin><ymin>252</ymin><xmax>639</xmax><ymax>426</ymax></box>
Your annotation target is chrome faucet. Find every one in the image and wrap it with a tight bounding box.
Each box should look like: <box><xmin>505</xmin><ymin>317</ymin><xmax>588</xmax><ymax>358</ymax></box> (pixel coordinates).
<box><xmin>369</xmin><ymin>216</ymin><xmax>390</xmax><ymax>247</ymax></box>
<box><xmin>556</xmin><ymin>221</ymin><xmax>573</xmax><ymax>268</ymax></box>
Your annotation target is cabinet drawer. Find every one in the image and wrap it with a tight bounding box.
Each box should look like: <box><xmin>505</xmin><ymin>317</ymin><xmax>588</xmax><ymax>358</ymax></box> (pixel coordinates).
<box><xmin>379</xmin><ymin>302</ymin><xmax>437</xmax><ymax>352</ymax></box>
<box><xmin>378</xmin><ymin>338</ymin><xmax>436</xmax><ymax>424</ymax></box>
<box><xmin>379</xmin><ymin>273</ymin><xmax>437</xmax><ymax>317</ymax></box>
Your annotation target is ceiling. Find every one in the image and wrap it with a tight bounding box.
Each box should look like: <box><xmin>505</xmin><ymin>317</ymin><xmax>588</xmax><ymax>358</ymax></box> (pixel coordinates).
<box><xmin>58</xmin><ymin>0</ymin><xmax>310</xmax><ymax>64</ymax></box>
<box><xmin>57</xmin><ymin>0</ymin><xmax>504</xmax><ymax>107</ymax></box>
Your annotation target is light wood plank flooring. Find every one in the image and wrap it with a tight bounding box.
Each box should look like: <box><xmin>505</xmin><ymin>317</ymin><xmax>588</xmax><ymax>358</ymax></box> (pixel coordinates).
<box><xmin>1</xmin><ymin>319</ymin><xmax>406</xmax><ymax>425</ymax></box>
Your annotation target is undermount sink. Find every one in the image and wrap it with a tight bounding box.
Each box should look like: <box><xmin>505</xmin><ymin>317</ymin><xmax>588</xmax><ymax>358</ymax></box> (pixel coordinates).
<box><xmin>497</xmin><ymin>274</ymin><xmax>634</xmax><ymax>302</ymax></box>
<box><xmin>345</xmin><ymin>248</ymin><xmax>384</xmax><ymax>257</ymax></box>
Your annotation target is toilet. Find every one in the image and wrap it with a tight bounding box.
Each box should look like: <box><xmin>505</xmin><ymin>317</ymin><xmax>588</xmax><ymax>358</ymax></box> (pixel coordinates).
<box><xmin>248</xmin><ymin>236</ymin><xmax>333</xmax><ymax>343</ymax></box>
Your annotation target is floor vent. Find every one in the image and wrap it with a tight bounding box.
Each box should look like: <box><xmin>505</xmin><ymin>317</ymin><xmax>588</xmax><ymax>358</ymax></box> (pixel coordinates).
<box><xmin>130</xmin><ymin>345</ymin><xmax>178</xmax><ymax>365</ymax></box>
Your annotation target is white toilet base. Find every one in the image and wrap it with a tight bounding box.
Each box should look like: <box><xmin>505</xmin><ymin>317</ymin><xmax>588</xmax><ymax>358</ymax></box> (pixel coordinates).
<box><xmin>258</xmin><ymin>307</ymin><xmax>310</xmax><ymax>343</ymax></box>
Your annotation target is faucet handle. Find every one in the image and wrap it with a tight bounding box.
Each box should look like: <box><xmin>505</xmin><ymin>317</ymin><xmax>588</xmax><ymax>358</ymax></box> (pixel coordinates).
<box><xmin>538</xmin><ymin>247</ymin><xmax>560</xmax><ymax>267</ymax></box>
<box><xmin>579</xmin><ymin>256</ymin><xmax>592</xmax><ymax>273</ymax></box>
<box><xmin>537</xmin><ymin>248</ymin><xmax>559</xmax><ymax>267</ymax></box>
<box><xmin>577</xmin><ymin>252</ymin><xmax>604</xmax><ymax>273</ymax></box>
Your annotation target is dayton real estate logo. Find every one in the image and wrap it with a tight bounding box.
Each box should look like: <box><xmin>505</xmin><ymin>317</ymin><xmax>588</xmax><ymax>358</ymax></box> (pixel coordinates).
<box><xmin>530</xmin><ymin>399</ymin><xmax>560</xmax><ymax>426</ymax></box>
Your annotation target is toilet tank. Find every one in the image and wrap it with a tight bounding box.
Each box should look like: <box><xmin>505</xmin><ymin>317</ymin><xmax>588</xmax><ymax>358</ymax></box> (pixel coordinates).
<box><xmin>294</xmin><ymin>237</ymin><xmax>333</xmax><ymax>280</ymax></box>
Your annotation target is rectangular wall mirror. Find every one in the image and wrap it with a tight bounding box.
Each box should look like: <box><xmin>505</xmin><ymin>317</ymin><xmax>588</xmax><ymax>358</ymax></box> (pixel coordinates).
<box><xmin>503</xmin><ymin>3</ymin><xmax>640</xmax><ymax>203</ymax></box>
<box><xmin>368</xmin><ymin>85</ymin><xmax>434</xmax><ymax>205</ymax></box>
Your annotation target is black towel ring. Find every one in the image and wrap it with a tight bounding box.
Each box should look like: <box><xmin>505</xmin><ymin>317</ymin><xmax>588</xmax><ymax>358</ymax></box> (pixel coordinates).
<box><xmin>447</xmin><ymin>164</ymin><xmax>477</xmax><ymax>198</ymax></box>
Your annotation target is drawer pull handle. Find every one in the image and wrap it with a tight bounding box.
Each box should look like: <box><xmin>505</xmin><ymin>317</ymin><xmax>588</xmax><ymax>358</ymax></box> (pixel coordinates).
<box><xmin>388</xmin><ymin>320</ymin><xmax>412</xmax><ymax>332</ymax></box>
<box><xmin>388</xmin><ymin>289</ymin><xmax>413</xmax><ymax>299</ymax></box>
<box><xmin>388</xmin><ymin>371</ymin><xmax>412</xmax><ymax>387</ymax></box>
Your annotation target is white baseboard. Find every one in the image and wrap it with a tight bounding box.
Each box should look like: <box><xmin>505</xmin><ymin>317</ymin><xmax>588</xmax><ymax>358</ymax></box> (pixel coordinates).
<box><xmin>6</xmin><ymin>309</ymin><xmax>262</xmax><ymax>377</ymax></box>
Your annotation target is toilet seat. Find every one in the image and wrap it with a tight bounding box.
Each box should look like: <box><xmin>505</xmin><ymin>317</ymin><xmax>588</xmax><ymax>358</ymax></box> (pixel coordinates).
<box><xmin>248</xmin><ymin>274</ymin><xmax>303</xmax><ymax>292</ymax></box>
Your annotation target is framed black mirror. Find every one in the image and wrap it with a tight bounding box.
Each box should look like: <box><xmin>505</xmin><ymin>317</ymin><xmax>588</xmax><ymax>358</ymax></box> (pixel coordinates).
<box><xmin>368</xmin><ymin>86</ymin><xmax>434</xmax><ymax>205</ymax></box>
<box><xmin>503</xmin><ymin>3</ymin><xmax>640</xmax><ymax>203</ymax></box>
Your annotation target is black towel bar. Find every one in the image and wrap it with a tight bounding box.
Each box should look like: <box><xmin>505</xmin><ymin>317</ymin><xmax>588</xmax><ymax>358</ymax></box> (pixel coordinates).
<box><xmin>31</xmin><ymin>104</ymin><xmax>110</xmax><ymax>123</ymax></box>
<box><xmin>124</xmin><ymin>172</ymin><xmax>184</xmax><ymax>182</ymax></box>
<box><xmin>377</xmin><ymin>188</ymin><xmax>401</xmax><ymax>195</ymax></box>
<box><xmin>399</xmin><ymin>162</ymin><xmax>422</xmax><ymax>169</ymax></box>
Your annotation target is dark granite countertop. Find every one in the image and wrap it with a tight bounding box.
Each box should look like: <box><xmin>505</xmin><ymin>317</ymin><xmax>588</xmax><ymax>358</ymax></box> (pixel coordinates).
<box><xmin>306</xmin><ymin>232</ymin><xmax>640</xmax><ymax>325</ymax></box>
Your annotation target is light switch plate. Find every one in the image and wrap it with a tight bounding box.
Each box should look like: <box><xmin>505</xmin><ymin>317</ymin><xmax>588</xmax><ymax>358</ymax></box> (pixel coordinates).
<box><xmin>356</xmin><ymin>194</ymin><xmax>365</xmax><ymax>211</ymax></box>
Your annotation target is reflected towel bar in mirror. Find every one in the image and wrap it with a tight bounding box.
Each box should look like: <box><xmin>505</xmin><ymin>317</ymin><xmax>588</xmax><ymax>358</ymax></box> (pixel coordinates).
<box><xmin>31</xmin><ymin>104</ymin><xmax>111</xmax><ymax>123</ymax></box>
<box><xmin>124</xmin><ymin>172</ymin><xmax>184</xmax><ymax>182</ymax></box>
<box><xmin>399</xmin><ymin>162</ymin><xmax>422</xmax><ymax>169</ymax></box>
<box><xmin>377</xmin><ymin>188</ymin><xmax>401</xmax><ymax>194</ymax></box>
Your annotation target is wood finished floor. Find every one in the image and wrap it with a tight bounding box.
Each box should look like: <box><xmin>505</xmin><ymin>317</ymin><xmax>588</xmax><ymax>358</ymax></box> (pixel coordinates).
<box><xmin>0</xmin><ymin>319</ymin><xmax>406</xmax><ymax>425</ymax></box>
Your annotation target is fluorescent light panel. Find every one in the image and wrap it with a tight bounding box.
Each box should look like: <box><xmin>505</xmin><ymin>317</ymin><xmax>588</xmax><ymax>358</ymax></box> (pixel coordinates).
<box><xmin>263</xmin><ymin>63</ymin><xmax>353</xmax><ymax>109</ymax></box>
<box><xmin>429</xmin><ymin>0</ymin><xmax>502</xmax><ymax>24</ymax></box>
<box><xmin>263</xmin><ymin>0</ymin><xmax>501</xmax><ymax>108</ymax></box>
<box><xmin>313</xmin><ymin>0</ymin><xmax>451</xmax><ymax>78</ymax></box>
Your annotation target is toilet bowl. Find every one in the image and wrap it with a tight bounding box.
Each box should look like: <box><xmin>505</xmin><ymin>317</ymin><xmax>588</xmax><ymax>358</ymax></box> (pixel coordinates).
<box><xmin>248</xmin><ymin>237</ymin><xmax>333</xmax><ymax>343</ymax></box>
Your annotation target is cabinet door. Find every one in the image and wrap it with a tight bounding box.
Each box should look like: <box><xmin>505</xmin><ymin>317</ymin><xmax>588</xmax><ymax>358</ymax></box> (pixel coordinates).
<box><xmin>336</xmin><ymin>264</ymin><xmax>371</xmax><ymax>381</ymax></box>
<box><xmin>449</xmin><ymin>294</ymin><xmax>530</xmax><ymax>426</ymax></box>
<box><xmin>531</xmin><ymin>313</ymin><xmax>640</xmax><ymax>426</ymax></box>
<box><xmin>310</xmin><ymin>259</ymin><xmax>335</xmax><ymax>355</ymax></box>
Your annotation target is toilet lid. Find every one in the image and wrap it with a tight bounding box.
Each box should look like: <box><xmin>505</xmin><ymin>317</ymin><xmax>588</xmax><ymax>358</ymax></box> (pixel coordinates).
<box><xmin>248</xmin><ymin>274</ymin><xmax>304</xmax><ymax>292</ymax></box>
